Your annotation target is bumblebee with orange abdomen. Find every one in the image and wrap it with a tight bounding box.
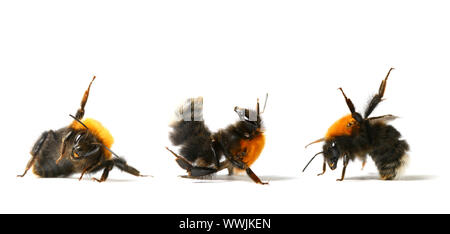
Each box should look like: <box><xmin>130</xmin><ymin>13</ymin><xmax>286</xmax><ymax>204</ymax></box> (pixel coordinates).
<box><xmin>303</xmin><ymin>68</ymin><xmax>409</xmax><ymax>181</ymax></box>
<box><xmin>17</xmin><ymin>76</ymin><xmax>142</xmax><ymax>182</ymax></box>
<box><xmin>166</xmin><ymin>95</ymin><xmax>268</xmax><ymax>185</ymax></box>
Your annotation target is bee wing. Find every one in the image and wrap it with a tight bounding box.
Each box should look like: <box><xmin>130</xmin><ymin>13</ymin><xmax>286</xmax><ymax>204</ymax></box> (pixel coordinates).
<box><xmin>367</xmin><ymin>114</ymin><xmax>398</xmax><ymax>124</ymax></box>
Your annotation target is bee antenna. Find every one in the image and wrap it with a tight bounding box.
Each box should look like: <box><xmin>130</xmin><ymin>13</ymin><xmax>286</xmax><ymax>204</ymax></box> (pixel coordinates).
<box><xmin>256</xmin><ymin>98</ymin><xmax>260</xmax><ymax>119</ymax></box>
<box><xmin>305</xmin><ymin>138</ymin><xmax>325</xmax><ymax>149</ymax></box>
<box><xmin>302</xmin><ymin>152</ymin><xmax>324</xmax><ymax>173</ymax></box>
<box><xmin>92</xmin><ymin>143</ymin><xmax>121</xmax><ymax>159</ymax></box>
<box><xmin>69</xmin><ymin>114</ymin><xmax>89</xmax><ymax>129</ymax></box>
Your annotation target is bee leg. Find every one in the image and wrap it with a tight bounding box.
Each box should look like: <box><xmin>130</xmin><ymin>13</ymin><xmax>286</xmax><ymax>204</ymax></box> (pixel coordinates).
<box><xmin>227</xmin><ymin>156</ymin><xmax>268</xmax><ymax>185</ymax></box>
<box><xmin>17</xmin><ymin>159</ymin><xmax>35</xmax><ymax>177</ymax></box>
<box><xmin>92</xmin><ymin>161</ymin><xmax>114</xmax><ymax>183</ymax></box>
<box><xmin>215</xmin><ymin>160</ymin><xmax>233</xmax><ymax>175</ymax></box>
<box><xmin>79</xmin><ymin>168</ymin><xmax>89</xmax><ymax>181</ymax></box>
<box><xmin>56</xmin><ymin>130</ymin><xmax>74</xmax><ymax>164</ymax></box>
<box><xmin>112</xmin><ymin>157</ymin><xmax>141</xmax><ymax>177</ymax></box>
<box><xmin>317</xmin><ymin>160</ymin><xmax>326</xmax><ymax>176</ymax></box>
<box><xmin>337</xmin><ymin>155</ymin><xmax>350</xmax><ymax>181</ymax></box>
<box><xmin>75</xmin><ymin>76</ymin><xmax>96</xmax><ymax>120</ymax></box>
<box><xmin>167</xmin><ymin>146</ymin><xmax>208</xmax><ymax>175</ymax></box>
<box><xmin>188</xmin><ymin>167</ymin><xmax>218</xmax><ymax>177</ymax></box>
<box><xmin>165</xmin><ymin>147</ymin><xmax>222</xmax><ymax>177</ymax></box>
<box><xmin>364</xmin><ymin>68</ymin><xmax>394</xmax><ymax>118</ymax></box>
<box><xmin>338</xmin><ymin>88</ymin><xmax>363</xmax><ymax>123</ymax></box>
<box><xmin>189</xmin><ymin>160</ymin><xmax>231</xmax><ymax>177</ymax></box>
<box><xmin>78</xmin><ymin>161</ymin><xmax>102</xmax><ymax>181</ymax></box>
<box><xmin>18</xmin><ymin>159</ymin><xmax>36</xmax><ymax>177</ymax></box>
<box><xmin>245</xmin><ymin>167</ymin><xmax>268</xmax><ymax>185</ymax></box>
<box><xmin>18</xmin><ymin>131</ymin><xmax>51</xmax><ymax>177</ymax></box>
<box><xmin>78</xmin><ymin>165</ymin><xmax>97</xmax><ymax>181</ymax></box>
<box><xmin>227</xmin><ymin>166</ymin><xmax>234</xmax><ymax>176</ymax></box>
<box><xmin>225</xmin><ymin>151</ymin><xmax>245</xmax><ymax>176</ymax></box>
<box><xmin>166</xmin><ymin>147</ymin><xmax>192</xmax><ymax>169</ymax></box>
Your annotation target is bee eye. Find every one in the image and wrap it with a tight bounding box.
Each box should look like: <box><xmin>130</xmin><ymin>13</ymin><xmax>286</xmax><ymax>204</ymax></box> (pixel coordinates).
<box><xmin>331</xmin><ymin>142</ymin><xmax>336</xmax><ymax>148</ymax></box>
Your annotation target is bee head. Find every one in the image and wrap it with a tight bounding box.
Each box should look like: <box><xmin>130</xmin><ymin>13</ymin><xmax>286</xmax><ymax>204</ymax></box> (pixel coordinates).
<box><xmin>323</xmin><ymin>140</ymin><xmax>341</xmax><ymax>170</ymax></box>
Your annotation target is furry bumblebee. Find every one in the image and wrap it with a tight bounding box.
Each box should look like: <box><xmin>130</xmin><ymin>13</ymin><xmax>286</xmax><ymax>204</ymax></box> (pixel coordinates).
<box><xmin>17</xmin><ymin>76</ymin><xmax>141</xmax><ymax>182</ymax></box>
<box><xmin>166</xmin><ymin>95</ymin><xmax>268</xmax><ymax>184</ymax></box>
<box><xmin>303</xmin><ymin>68</ymin><xmax>409</xmax><ymax>181</ymax></box>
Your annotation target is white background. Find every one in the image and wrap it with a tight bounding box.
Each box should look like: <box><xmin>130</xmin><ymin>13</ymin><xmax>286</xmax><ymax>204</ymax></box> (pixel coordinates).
<box><xmin>1</xmin><ymin>0</ymin><xmax>449</xmax><ymax>213</ymax></box>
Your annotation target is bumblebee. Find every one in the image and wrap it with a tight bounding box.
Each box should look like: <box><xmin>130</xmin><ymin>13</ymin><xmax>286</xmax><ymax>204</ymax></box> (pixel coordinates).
<box><xmin>17</xmin><ymin>76</ymin><xmax>141</xmax><ymax>182</ymax></box>
<box><xmin>166</xmin><ymin>95</ymin><xmax>268</xmax><ymax>184</ymax></box>
<box><xmin>303</xmin><ymin>68</ymin><xmax>409</xmax><ymax>181</ymax></box>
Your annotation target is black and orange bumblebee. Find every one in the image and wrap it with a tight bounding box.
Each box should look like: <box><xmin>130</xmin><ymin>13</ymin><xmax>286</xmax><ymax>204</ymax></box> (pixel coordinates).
<box><xmin>166</xmin><ymin>95</ymin><xmax>268</xmax><ymax>184</ymax></box>
<box><xmin>17</xmin><ymin>76</ymin><xmax>142</xmax><ymax>182</ymax></box>
<box><xmin>303</xmin><ymin>68</ymin><xmax>409</xmax><ymax>181</ymax></box>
